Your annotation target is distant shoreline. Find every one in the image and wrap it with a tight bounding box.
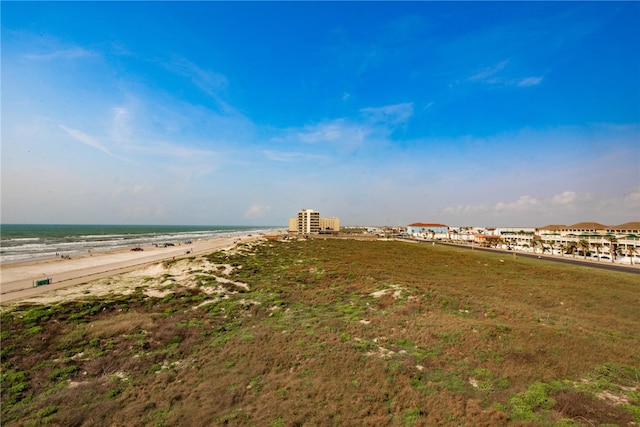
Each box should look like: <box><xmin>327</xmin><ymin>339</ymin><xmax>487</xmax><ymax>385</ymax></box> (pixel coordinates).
<box><xmin>0</xmin><ymin>224</ymin><xmax>284</xmax><ymax>265</ymax></box>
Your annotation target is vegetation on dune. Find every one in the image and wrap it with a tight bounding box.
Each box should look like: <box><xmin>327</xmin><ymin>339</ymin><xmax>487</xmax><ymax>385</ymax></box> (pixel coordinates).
<box><xmin>1</xmin><ymin>238</ymin><xmax>639</xmax><ymax>426</ymax></box>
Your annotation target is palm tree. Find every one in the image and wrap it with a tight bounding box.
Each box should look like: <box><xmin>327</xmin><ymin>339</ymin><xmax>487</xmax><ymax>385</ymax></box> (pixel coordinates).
<box><xmin>544</xmin><ymin>240</ymin><xmax>555</xmax><ymax>255</ymax></box>
<box><xmin>606</xmin><ymin>236</ymin><xmax>618</xmax><ymax>263</ymax></box>
<box><xmin>578</xmin><ymin>239</ymin><xmax>590</xmax><ymax>260</ymax></box>
<box><xmin>557</xmin><ymin>242</ymin><xmax>566</xmax><ymax>257</ymax></box>
<box><xmin>627</xmin><ymin>246</ymin><xmax>637</xmax><ymax>265</ymax></box>
<box><xmin>592</xmin><ymin>242</ymin><xmax>603</xmax><ymax>261</ymax></box>
<box><xmin>566</xmin><ymin>241</ymin><xmax>578</xmax><ymax>259</ymax></box>
<box><xmin>531</xmin><ymin>239</ymin><xmax>541</xmax><ymax>254</ymax></box>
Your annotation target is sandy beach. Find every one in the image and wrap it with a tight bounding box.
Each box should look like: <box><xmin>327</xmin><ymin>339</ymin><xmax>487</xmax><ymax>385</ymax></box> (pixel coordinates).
<box><xmin>0</xmin><ymin>235</ymin><xmax>253</xmax><ymax>304</ymax></box>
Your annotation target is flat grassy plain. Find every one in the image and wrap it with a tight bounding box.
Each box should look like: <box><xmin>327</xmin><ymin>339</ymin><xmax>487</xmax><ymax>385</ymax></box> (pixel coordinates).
<box><xmin>1</xmin><ymin>238</ymin><xmax>639</xmax><ymax>426</ymax></box>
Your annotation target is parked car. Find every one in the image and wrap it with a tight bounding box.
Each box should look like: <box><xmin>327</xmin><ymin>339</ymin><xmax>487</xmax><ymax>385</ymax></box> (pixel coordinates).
<box><xmin>131</xmin><ymin>247</ymin><xmax>144</xmax><ymax>251</ymax></box>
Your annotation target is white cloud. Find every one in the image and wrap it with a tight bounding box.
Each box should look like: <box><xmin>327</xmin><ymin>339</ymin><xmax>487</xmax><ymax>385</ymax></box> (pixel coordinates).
<box><xmin>23</xmin><ymin>47</ymin><xmax>92</xmax><ymax>61</ymax></box>
<box><xmin>359</xmin><ymin>102</ymin><xmax>414</xmax><ymax>126</ymax></box>
<box><xmin>298</xmin><ymin>120</ymin><xmax>360</xmax><ymax>144</ymax></box>
<box><xmin>244</xmin><ymin>203</ymin><xmax>271</xmax><ymax>218</ymax></box>
<box><xmin>517</xmin><ymin>76</ymin><xmax>543</xmax><ymax>87</ymax></box>
<box><xmin>626</xmin><ymin>189</ymin><xmax>640</xmax><ymax>204</ymax></box>
<box><xmin>467</xmin><ymin>60</ymin><xmax>543</xmax><ymax>88</ymax></box>
<box><xmin>58</xmin><ymin>124</ymin><xmax>113</xmax><ymax>156</ymax></box>
<box><xmin>552</xmin><ymin>191</ymin><xmax>578</xmax><ymax>205</ymax></box>
<box><xmin>261</xmin><ymin>150</ymin><xmax>305</xmax><ymax>162</ymax></box>
<box><xmin>112</xmin><ymin>106</ymin><xmax>133</xmax><ymax>144</ymax></box>
<box><xmin>443</xmin><ymin>203</ymin><xmax>491</xmax><ymax>217</ymax></box>
<box><xmin>133</xmin><ymin>141</ymin><xmax>217</xmax><ymax>159</ymax></box>
<box><xmin>622</xmin><ymin>186</ymin><xmax>640</xmax><ymax>211</ymax></box>
<box><xmin>494</xmin><ymin>195</ymin><xmax>540</xmax><ymax>213</ymax></box>
<box><xmin>442</xmin><ymin>190</ymin><xmax>624</xmax><ymax>225</ymax></box>
<box><xmin>296</xmin><ymin>120</ymin><xmax>369</xmax><ymax>151</ymax></box>
<box><xmin>468</xmin><ymin>60</ymin><xmax>509</xmax><ymax>82</ymax></box>
<box><xmin>289</xmin><ymin>102</ymin><xmax>413</xmax><ymax>152</ymax></box>
<box><xmin>261</xmin><ymin>150</ymin><xmax>328</xmax><ymax>162</ymax></box>
<box><xmin>165</xmin><ymin>55</ymin><xmax>229</xmax><ymax>102</ymax></box>
<box><xmin>131</xmin><ymin>184</ymin><xmax>155</xmax><ymax>195</ymax></box>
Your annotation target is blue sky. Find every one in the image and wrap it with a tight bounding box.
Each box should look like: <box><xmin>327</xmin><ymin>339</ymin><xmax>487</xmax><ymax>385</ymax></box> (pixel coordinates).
<box><xmin>2</xmin><ymin>2</ymin><xmax>639</xmax><ymax>227</ymax></box>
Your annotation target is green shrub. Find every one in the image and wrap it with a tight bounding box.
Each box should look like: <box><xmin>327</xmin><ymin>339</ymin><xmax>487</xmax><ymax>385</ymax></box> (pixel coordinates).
<box><xmin>36</xmin><ymin>405</ymin><xmax>59</xmax><ymax>417</ymax></box>
<box><xmin>48</xmin><ymin>365</ymin><xmax>79</xmax><ymax>382</ymax></box>
<box><xmin>1</xmin><ymin>368</ymin><xmax>29</xmax><ymax>404</ymax></box>
<box><xmin>509</xmin><ymin>382</ymin><xmax>556</xmax><ymax>421</ymax></box>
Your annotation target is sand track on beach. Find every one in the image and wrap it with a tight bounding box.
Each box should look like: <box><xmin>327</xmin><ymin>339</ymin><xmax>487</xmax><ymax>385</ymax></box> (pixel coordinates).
<box><xmin>0</xmin><ymin>236</ymin><xmax>258</xmax><ymax>304</ymax></box>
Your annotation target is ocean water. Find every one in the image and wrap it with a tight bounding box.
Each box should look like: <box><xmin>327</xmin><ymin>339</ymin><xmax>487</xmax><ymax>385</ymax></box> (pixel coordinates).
<box><xmin>0</xmin><ymin>224</ymin><xmax>279</xmax><ymax>264</ymax></box>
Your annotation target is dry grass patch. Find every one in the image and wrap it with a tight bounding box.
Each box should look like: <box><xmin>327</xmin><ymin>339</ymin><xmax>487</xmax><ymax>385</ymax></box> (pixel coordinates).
<box><xmin>85</xmin><ymin>311</ymin><xmax>155</xmax><ymax>340</ymax></box>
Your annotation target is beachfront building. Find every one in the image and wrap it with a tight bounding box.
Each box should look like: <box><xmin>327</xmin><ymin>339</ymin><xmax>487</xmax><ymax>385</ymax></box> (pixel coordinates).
<box><xmin>472</xmin><ymin>234</ymin><xmax>502</xmax><ymax>247</ymax></box>
<box><xmin>320</xmin><ymin>217</ymin><xmax>340</xmax><ymax>233</ymax></box>
<box><xmin>532</xmin><ymin>221</ymin><xmax>640</xmax><ymax>263</ymax></box>
<box><xmin>447</xmin><ymin>227</ymin><xmax>475</xmax><ymax>242</ymax></box>
<box><xmin>298</xmin><ymin>209</ymin><xmax>320</xmax><ymax>234</ymax></box>
<box><xmin>440</xmin><ymin>222</ymin><xmax>639</xmax><ymax>264</ymax></box>
<box><xmin>406</xmin><ymin>223</ymin><xmax>449</xmax><ymax>239</ymax></box>
<box><xmin>495</xmin><ymin>227</ymin><xmax>536</xmax><ymax>250</ymax></box>
<box><xmin>288</xmin><ymin>209</ymin><xmax>340</xmax><ymax>235</ymax></box>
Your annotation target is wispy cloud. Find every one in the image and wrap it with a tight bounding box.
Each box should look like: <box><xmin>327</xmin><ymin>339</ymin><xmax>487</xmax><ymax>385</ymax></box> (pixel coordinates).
<box><xmin>169</xmin><ymin>55</ymin><xmax>228</xmax><ymax>95</ymax></box>
<box><xmin>23</xmin><ymin>47</ymin><xmax>93</xmax><ymax>61</ymax></box>
<box><xmin>58</xmin><ymin>124</ymin><xmax>113</xmax><ymax>156</ymax></box>
<box><xmin>516</xmin><ymin>76</ymin><xmax>544</xmax><ymax>87</ymax></box>
<box><xmin>467</xmin><ymin>60</ymin><xmax>544</xmax><ymax>88</ymax></box>
<box><xmin>468</xmin><ymin>60</ymin><xmax>509</xmax><ymax>83</ymax></box>
<box><xmin>261</xmin><ymin>150</ymin><xmax>329</xmax><ymax>162</ymax></box>
<box><xmin>287</xmin><ymin>102</ymin><xmax>414</xmax><ymax>153</ymax></box>
<box><xmin>244</xmin><ymin>203</ymin><xmax>271</xmax><ymax>218</ymax></box>
<box><xmin>163</xmin><ymin>55</ymin><xmax>232</xmax><ymax>113</ymax></box>
<box><xmin>128</xmin><ymin>140</ymin><xmax>218</xmax><ymax>160</ymax></box>
<box><xmin>360</xmin><ymin>102</ymin><xmax>414</xmax><ymax>126</ymax></box>
<box><xmin>297</xmin><ymin>120</ymin><xmax>368</xmax><ymax>147</ymax></box>
<box><xmin>112</xmin><ymin>106</ymin><xmax>133</xmax><ymax>144</ymax></box>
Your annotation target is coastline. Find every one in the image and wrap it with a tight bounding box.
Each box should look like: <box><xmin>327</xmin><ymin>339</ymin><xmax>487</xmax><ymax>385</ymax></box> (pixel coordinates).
<box><xmin>0</xmin><ymin>234</ymin><xmax>258</xmax><ymax>304</ymax></box>
<box><xmin>0</xmin><ymin>224</ymin><xmax>281</xmax><ymax>265</ymax></box>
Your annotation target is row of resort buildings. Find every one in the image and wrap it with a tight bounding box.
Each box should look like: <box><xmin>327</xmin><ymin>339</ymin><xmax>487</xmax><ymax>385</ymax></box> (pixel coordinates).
<box><xmin>394</xmin><ymin>221</ymin><xmax>640</xmax><ymax>264</ymax></box>
<box><xmin>287</xmin><ymin>209</ymin><xmax>640</xmax><ymax>264</ymax></box>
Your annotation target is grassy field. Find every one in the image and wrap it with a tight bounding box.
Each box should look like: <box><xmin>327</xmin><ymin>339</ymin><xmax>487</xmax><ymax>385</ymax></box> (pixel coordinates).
<box><xmin>1</xmin><ymin>238</ymin><xmax>639</xmax><ymax>426</ymax></box>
